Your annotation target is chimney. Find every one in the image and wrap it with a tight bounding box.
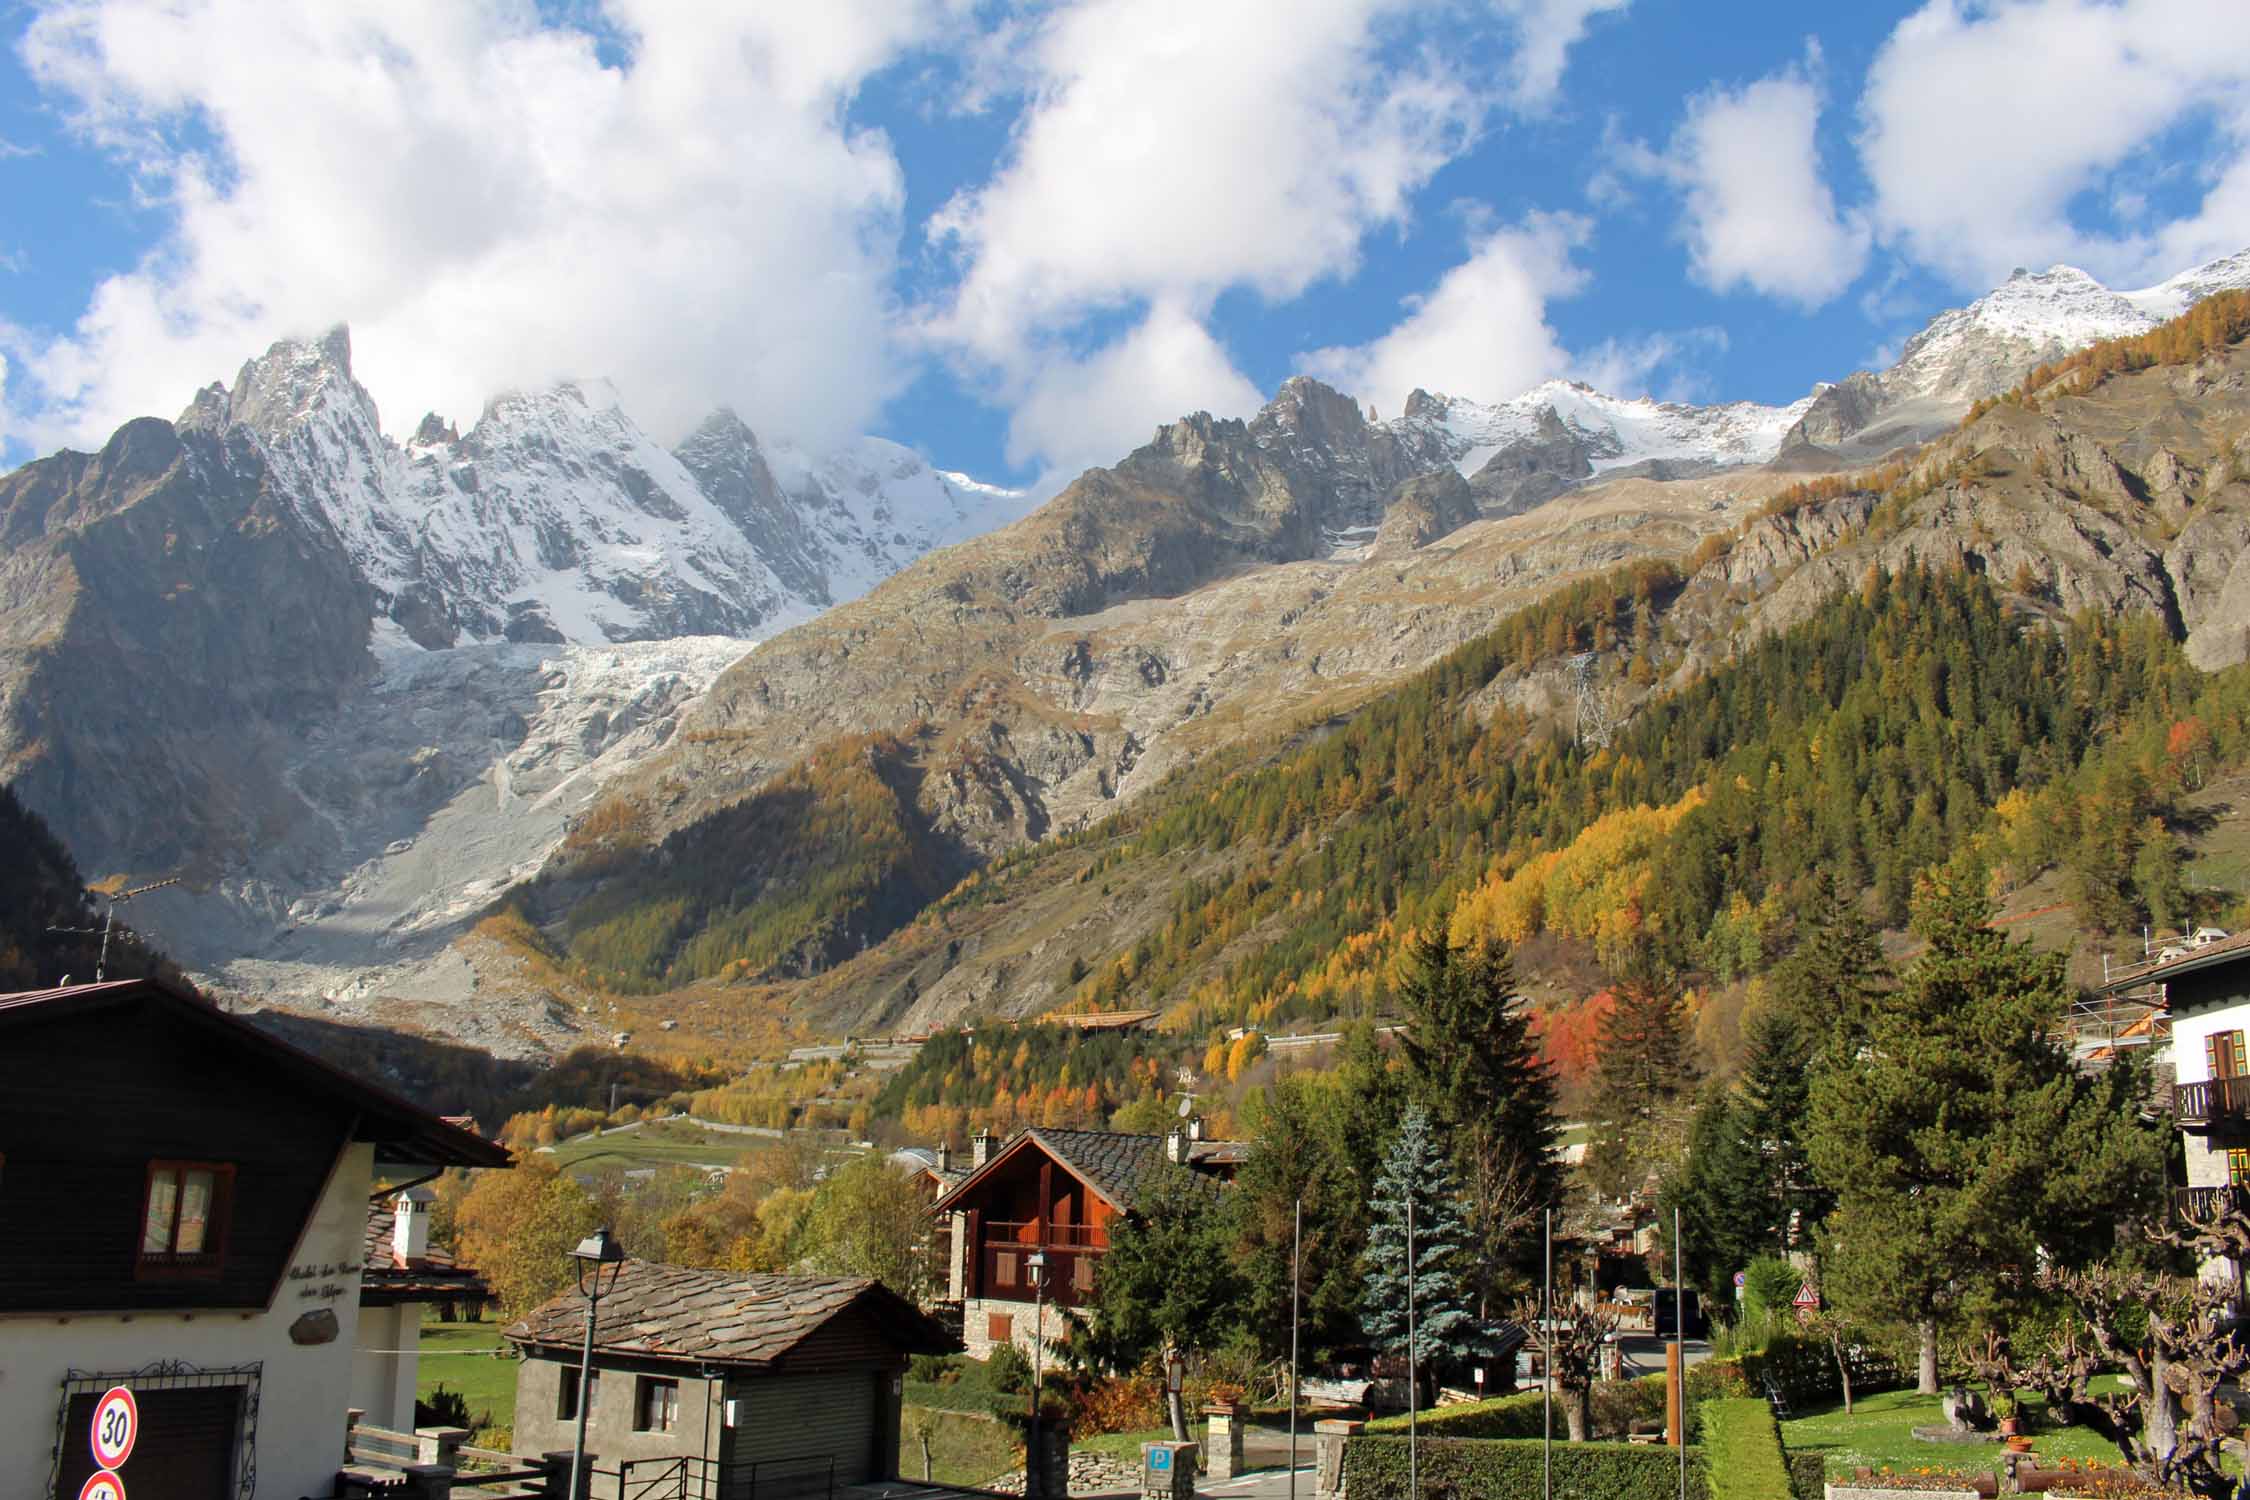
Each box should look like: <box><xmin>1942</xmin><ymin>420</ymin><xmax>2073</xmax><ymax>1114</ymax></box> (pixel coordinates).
<box><xmin>1166</xmin><ymin>1127</ymin><xmax>1187</xmax><ymax>1164</ymax></box>
<box><xmin>936</xmin><ymin>1144</ymin><xmax>954</xmax><ymax>1173</ymax></box>
<box><xmin>392</xmin><ymin>1185</ymin><xmax>435</xmax><ymax>1263</ymax></box>
<box><xmin>972</xmin><ymin>1129</ymin><xmax>996</xmax><ymax>1169</ymax></box>
<box><xmin>1187</xmin><ymin>1116</ymin><xmax>1205</xmax><ymax>1142</ymax></box>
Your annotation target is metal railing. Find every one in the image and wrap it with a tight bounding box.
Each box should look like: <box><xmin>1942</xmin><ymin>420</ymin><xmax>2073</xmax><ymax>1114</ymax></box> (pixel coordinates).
<box><xmin>2173</xmin><ymin>1184</ymin><xmax>2250</xmax><ymax>1222</ymax></box>
<box><xmin>2174</xmin><ymin>1076</ymin><xmax>2250</xmax><ymax>1123</ymax></box>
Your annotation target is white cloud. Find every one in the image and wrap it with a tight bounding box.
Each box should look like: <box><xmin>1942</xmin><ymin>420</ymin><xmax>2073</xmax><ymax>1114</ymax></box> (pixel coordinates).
<box><xmin>7</xmin><ymin>2</ymin><xmax>960</xmax><ymax>454</ymax></box>
<box><xmin>1858</xmin><ymin>0</ymin><xmax>2250</xmax><ymax>289</ymax></box>
<box><xmin>1303</xmin><ymin>213</ymin><xmax>1588</xmax><ymax>412</ymax></box>
<box><xmin>1664</xmin><ymin>62</ymin><xmax>1868</xmax><ymax>308</ymax></box>
<box><xmin>1005</xmin><ymin>299</ymin><xmax>1266</xmax><ymax>478</ymax></box>
<box><xmin>1502</xmin><ymin>0</ymin><xmax>1630</xmax><ymax>111</ymax></box>
<box><xmin>920</xmin><ymin>0</ymin><xmax>1613</xmax><ymax>472</ymax></box>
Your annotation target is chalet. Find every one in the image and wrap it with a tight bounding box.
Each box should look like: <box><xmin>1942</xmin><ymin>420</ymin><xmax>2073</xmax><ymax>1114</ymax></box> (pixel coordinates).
<box><xmin>356</xmin><ymin>1187</ymin><xmax>491</xmax><ymax>1433</ymax></box>
<box><xmin>2104</xmin><ymin>931</ymin><xmax>2250</xmax><ymax>1247</ymax></box>
<box><xmin>504</xmin><ymin>1261</ymin><xmax>957</xmax><ymax>1494</ymax></box>
<box><xmin>930</xmin><ymin>1124</ymin><xmax>1247</xmax><ymax>1358</ymax></box>
<box><xmin>0</xmin><ymin>977</ymin><xmax>508</xmax><ymax>1500</ymax></box>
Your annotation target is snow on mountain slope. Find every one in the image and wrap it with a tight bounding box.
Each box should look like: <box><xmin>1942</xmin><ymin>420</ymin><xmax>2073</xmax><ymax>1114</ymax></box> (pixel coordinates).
<box><xmin>178</xmin><ymin>327</ymin><xmax>1024</xmax><ymax>649</ymax></box>
<box><xmin>1389</xmin><ymin>380</ymin><xmax>1817</xmax><ymax>480</ymax></box>
<box><xmin>2123</xmin><ymin>248</ymin><xmax>2250</xmax><ymax>321</ymax></box>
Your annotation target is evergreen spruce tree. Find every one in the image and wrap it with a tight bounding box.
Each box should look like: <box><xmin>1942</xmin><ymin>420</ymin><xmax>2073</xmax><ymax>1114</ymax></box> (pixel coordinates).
<box><xmin>1736</xmin><ymin>1004</ymin><xmax>1825</xmax><ymax>1243</ymax></box>
<box><xmin>1663</xmin><ymin>1085</ymin><xmax>1776</xmax><ymax>1311</ymax></box>
<box><xmin>1394</xmin><ymin>930</ymin><xmax>1563</xmax><ymax>1301</ymax></box>
<box><xmin>1771</xmin><ymin>871</ymin><xmax>1888</xmax><ymax>1042</ymax></box>
<box><xmin>1585</xmin><ymin>967</ymin><xmax>1698</xmax><ymax>1198</ymax></box>
<box><xmin>1363</xmin><ymin>1105</ymin><xmax>1497</xmax><ymax>1403</ymax></box>
<box><xmin>1807</xmin><ymin>865</ymin><xmax>2166</xmax><ymax>1394</ymax></box>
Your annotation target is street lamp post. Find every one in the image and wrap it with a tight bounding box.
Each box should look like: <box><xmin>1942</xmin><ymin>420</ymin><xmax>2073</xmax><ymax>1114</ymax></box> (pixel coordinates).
<box><xmin>1027</xmin><ymin>1249</ymin><xmax>1049</xmax><ymax>1498</ymax></box>
<box><xmin>567</xmin><ymin>1227</ymin><xmax>627</xmax><ymax>1500</ymax></box>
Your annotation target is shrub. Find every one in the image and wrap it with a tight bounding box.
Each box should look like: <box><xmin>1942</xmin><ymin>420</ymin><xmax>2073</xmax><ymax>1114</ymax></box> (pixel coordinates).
<box><xmin>415</xmin><ymin>1387</ymin><xmax>471</xmax><ymax>1430</ymax></box>
<box><xmin>1344</xmin><ymin>1435</ymin><xmax>1707</xmax><ymax>1500</ymax></box>
<box><xmin>1737</xmin><ymin>1331</ymin><xmax>1904</xmax><ymax>1406</ymax></box>
<box><xmin>1700</xmin><ymin>1398</ymin><xmax>1792</xmax><ymax>1500</ymax></box>
<box><xmin>1786</xmin><ymin>1451</ymin><xmax>1825</xmax><ymax>1500</ymax></box>
<box><xmin>987</xmin><ymin>1343</ymin><xmax>1034</xmax><ymax>1394</ymax></box>
<box><xmin>1742</xmin><ymin>1258</ymin><xmax>1800</xmax><ymax>1323</ymax></box>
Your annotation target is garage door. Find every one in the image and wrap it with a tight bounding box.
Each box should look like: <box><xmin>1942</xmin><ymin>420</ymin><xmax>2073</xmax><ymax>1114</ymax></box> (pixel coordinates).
<box><xmin>54</xmin><ymin>1385</ymin><xmax>244</xmax><ymax>1500</ymax></box>
<box><xmin>726</xmin><ymin>1370</ymin><xmax>880</xmax><ymax>1496</ymax></box>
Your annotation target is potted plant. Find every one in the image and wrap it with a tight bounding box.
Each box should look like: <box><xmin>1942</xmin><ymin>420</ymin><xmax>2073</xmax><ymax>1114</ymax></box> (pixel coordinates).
<box><xmin>1992</xmin><ymin>1388</ymin><xmax>2031</xmax><ymax>1449</ymax></box>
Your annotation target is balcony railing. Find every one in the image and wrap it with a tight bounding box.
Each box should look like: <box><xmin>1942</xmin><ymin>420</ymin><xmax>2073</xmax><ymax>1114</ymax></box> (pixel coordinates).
<box><xmin>978</xmin><ymin>1222</ymin><xmax>1105</xmax><ymax>1306</ymax></box>
<box><xmin>2172</xmin><ymin>1185</ymin><xmax>2250</xmax><ymax>1223</ymax></box>
<box><xmin>2173</xmin><ymin>1076</ymin><xmax>2250</xmax><ymax>1124</ymax></box>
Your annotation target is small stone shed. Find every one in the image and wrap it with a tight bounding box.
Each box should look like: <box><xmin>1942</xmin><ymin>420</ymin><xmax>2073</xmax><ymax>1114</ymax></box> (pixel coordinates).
<box><xmin>506</xmin><ymin>1260</ymin><xmax>959</xmax><ymax>1491</ymax></box>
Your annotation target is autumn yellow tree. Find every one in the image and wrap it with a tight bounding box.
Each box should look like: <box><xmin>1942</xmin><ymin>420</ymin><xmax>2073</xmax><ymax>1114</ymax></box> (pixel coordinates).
<box><xmin>454</xmin><ymin>1155</ymin><xmax>603</xmax><ymax>1319</ymax></box>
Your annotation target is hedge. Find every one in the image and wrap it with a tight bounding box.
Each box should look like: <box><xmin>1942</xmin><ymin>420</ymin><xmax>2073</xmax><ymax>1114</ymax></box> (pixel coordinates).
<box><xmin>1787</xmin><ymin>1451</ymin><xmax>1826</xmax><ymax>1500</ymax></box>
<box><xmin>1699</xmin><ymin>1398</ymin><xmax>1793</xmax><ymax>1500</ymax></box>
<box><xmin>1367</xmin><ymin>1366</ymin><xmax>1747</xmax><ymax>1443</ymax></box>
<box><xmin>1738</xmin><ymin>1332</ymin><xmax>1905</xmax><ymax>1407</ymax></box>
<box><xmin>1344</xmin><ymin>1435</ymin><xmax>1708</xmax><ymax>1500</ymax></box>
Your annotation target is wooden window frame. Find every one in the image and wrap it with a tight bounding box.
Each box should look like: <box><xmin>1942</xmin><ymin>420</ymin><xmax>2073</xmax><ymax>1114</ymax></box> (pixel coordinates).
<box><xmin>136</xmin><ymin>1160</ymin><xmax>236</xmax><ymax>1279</ymax></box>
<box><xmin>634</xmin><ymin>1376</ymin><xmax>681</xmax><ymax>1433</ymax></box>
<box><xmin>988</xmin><ymin>1313</ymin><xmax>1013</xmax><ymax>1345</ymax></box>
<box><xmin>2228</xmin><ymin>1148</ymin><xmax>2250</xmax><ymax>1187</ymax></box>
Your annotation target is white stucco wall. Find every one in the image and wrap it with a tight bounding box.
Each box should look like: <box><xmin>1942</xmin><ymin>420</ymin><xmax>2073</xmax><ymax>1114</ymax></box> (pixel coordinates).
<box><xmin>0</xmin><ymin>1141</ymin><xmax>374</xmax><ymax>1500</ymax></box>
<box><xmin>351</xmin><ymin>1302</ymin><xmax>422</xmax><ymax>1434</ymax></box>
<box><xmin>2169</xmin><ymin>999</ymin><xmax>2250</xmax><ymax>1188</ymax></box>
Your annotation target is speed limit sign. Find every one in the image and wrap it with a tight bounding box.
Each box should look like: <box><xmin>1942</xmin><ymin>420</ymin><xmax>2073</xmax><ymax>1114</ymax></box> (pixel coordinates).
<box><xmin>78</xmin><ymin>1472</ymin><xmax>126</xmax><ymax>1500</ymax></box>
<box><xmin>90</xmin><ymin>1386</ymin><xmax>138</xmax><ymax>1469</ymax></box>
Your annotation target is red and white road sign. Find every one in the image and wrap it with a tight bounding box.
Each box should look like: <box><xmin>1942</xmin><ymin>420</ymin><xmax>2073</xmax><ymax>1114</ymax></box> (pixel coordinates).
<box><xmin>1793</xmin><ymin>1281</ymin><xmax>1821</xmax><ymax>1309</ymax></box>
<box><xmin>90</xmin><ymin>1386</ymin><xmax>138</xmax><ymax>1469</ymax></box>
<box><xmin>78</xmin><ymin>1471</ymin><xmax>127</xmax><ymax>1500</ymax></box>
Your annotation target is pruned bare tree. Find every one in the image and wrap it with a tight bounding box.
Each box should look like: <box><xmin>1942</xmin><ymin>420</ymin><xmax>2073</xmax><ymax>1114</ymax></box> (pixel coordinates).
<box><xmin>1996</xmin><ymin>1204</ymin><xmax>2250</xmax><ymax>1500</ymax></box>
<box><xmin>1464</xmin><ymin>1126</ymin><xmax>1550</xmax><ymax>1313</ymax></box>
<box><xmin>1510</xmin><ymin>1296</ymin><xmax>1620</xmax><ymax>1441</ymax></box>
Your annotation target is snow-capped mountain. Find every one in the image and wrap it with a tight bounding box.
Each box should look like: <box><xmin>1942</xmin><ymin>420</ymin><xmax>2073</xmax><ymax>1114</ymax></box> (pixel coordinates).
<box><xmin>1392</xmin><ymin>380</ymin><xmax>1817</xmax><ymax>479</ymax></box>
<box><xmin>178</xmin><ymin>327</ymin><xmax>1027</xmax><ymax>648</ymax></box>
<box><xmin>1791</xmin><ymin>247</ymin><xmax>2250</xmax><ymax>451</ymax></box>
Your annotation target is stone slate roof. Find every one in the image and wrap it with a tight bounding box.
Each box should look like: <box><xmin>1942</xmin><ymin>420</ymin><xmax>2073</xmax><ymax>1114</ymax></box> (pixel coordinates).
<box><xmin>362</xmin><ymin>1205</ymin><xmax>488</xmax><ymax>1304</ymax></box>
<box><xmin>930</xmin><ymin>1127</ymin><xmax>1242</xmax><ymax>1217</ymax></box>
<box><xmin>504</xmin><ymin>1260</ymin><xmax>957</xmax><ymax>1369</ymax></box>
<box><xmin>2103</xmin><ymin>928</ymin><xmax>2250</xmax><ymax>991</ymax></box>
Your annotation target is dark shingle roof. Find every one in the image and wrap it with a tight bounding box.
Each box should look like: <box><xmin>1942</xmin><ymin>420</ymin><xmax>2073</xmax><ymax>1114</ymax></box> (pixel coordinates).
<box><xmin>2102</xmin><ymin>928</ymin><xmax>2250</xmax><ymax>991</ymax></box>
<box><xmin>504</xmin><ymin>1261</ymin><xmax>957</xmax><ymax>1369</ymax></box>
<box><xmin>930</xmin><ymin>1127</ymin><xmax>1243</xmax><ymax>1217</ymax></box>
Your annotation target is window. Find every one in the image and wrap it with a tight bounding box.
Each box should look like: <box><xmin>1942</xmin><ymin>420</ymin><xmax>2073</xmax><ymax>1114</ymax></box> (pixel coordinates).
<box><xmin>138</xmin><ymin>1162</ymin><xmax>233</xmax><ymax>1274</ymax></box>
<box><xmin>1072</xmin><ymin>1253</ymin><xmax>1096</xmax><ymax>1296</ymax></box>
<box><xmin>636</xmin><ymin>1377</ymin><xmax>680</xmax><ymax>1433</ymax></box>
<box><xmin>993</xmin><ymin>1251</ymin><xmax>1017</xmax><ymax>1289</ymax></box>
<box><xmin>557</xmin><ymin>1367</ymin><xmax>600</xmax><ymax>1421</ymax></box>
<box><xmin>2229</xmin><ymin>1149</ymin><xmax>2250</xmax><ymax>1187</ymax></box>
<box><xmin>2209</xmin><ymin>1030</ymin><xmax>2248</xmax><ymax>1080</ymax></box>
<box><xmin>988</xmin><ymin>1313</ymin><xmax>1013</xmax><ymax>1344</ymax></box>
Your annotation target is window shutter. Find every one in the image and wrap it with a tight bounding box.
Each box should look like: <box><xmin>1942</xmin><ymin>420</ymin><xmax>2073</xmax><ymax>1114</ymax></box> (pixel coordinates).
<box><xmin>989</xmin><ymin>1313</ymin><xmax>1013</xmax><ymax>1344</ymax></box>
<box><xmin>2211</xmin><ymin>1034</ymin><xmax>2226</xmax><ymax>1079</ymax></box>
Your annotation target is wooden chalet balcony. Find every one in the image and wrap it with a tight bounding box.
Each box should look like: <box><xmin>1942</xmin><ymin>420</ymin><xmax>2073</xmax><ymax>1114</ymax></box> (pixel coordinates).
<box><xmin>2173</xmin><ymin>1076</ymin><xmax>2250</xmax><ymax>1125</ymax></box>
<box><xmin>979</xmin><ymin>1220</ymin><xmax>1104</xmax><ymax>1307</ymax></box>
<box><xmin>2172</xmin><ymin>1185</ymin><xmax>2250</xmax><ymax>1223</ymax></box>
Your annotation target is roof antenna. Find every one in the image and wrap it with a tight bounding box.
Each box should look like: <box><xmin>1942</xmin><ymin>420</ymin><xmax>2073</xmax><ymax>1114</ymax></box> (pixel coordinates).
<box><xmin>49</xmin><ymin>876</ymin><xmax>181</xmax><ymax>983</ymax></box>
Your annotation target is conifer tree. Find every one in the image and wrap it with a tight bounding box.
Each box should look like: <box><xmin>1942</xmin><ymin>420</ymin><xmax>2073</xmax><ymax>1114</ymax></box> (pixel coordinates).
<box><xmin>1736</xmin><ymin>1004</ymin><xmax>1825</xmax><ymax>1242</ymax></box>
<box><xmin>1394</xmin><ymin>930</ymin><xmax>1563</xmax><ymax>1300</ymax></box>
<box><xmin>1363</xmin><ymin>1105</ymin><xmax>1498</xmax><ymax>1404</ymax></box>
<box><xmin>1586</xmin><ymin>966</ymin><xmax>1698</xmax><ymax>1198</ymax></box>
<box><xmin>1807</xmin><ymin>865</ymin><xmax>2166</xmax><ymax>1394</ymax></box>
<box><xmin>1663</xmin><ymin>1086</ymin><xmax>1776</xmax><ymax>1311</ymax></box>
<box><xmin>1770</xmin><ymin>871</ymin><xmax>1888</xmax><ymax>1042</ymax></box>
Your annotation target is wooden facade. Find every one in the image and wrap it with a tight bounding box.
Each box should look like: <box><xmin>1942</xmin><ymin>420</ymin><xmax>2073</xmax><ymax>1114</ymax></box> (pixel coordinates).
<box><xmin>957</xmin><ymin>1145</ymin><xmax>1116</xmax><ymax>1308</ymax></box>
<box><xmin>0</xmin><ymin>997</ymin><xmax>358</xmax><ymax>1313</ymax></box>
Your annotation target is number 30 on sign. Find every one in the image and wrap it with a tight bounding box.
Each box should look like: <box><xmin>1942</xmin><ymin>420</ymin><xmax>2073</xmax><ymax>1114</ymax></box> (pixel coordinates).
<box><xmin>78</xmin><ymin>1472</ymin><xmax>127</xmax><ymax>1500</ymax></box>
<box><xmin>91</xmin><ymin>1385</ymin><xmax>138</xmax><ymax>1469</ymax></box>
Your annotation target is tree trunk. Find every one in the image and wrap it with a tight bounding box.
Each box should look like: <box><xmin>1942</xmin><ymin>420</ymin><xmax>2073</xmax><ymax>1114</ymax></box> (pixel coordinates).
<box><xmin>2144</xmin><ymin>1344</ymin><xmax>2179</xmax><ymax>1464</ymax></box>
<box><xmin>1918</xmin><ymin>1319</ymin><xmax>1940</xmax><ymax>1395</ymax></box>
<box><xmin>1565</xmin><ymin>1387</ymin><xmax>1589</xmax><ymax>1442</ymax></box>
<box><xmin>1165</xmin><ymin>1340</ymin><xmax>1190</xmax><ymax>1442</ymax></box>
<box><xmin>1831</xmin><ymin>1336</ymin><xmax>1854</xmax><ymax>1416</ymax></box>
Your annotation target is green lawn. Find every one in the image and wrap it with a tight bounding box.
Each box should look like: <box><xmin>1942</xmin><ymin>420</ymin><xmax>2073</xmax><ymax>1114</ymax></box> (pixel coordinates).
<box><xmin>1075</xmin><ymin>1423</ymin><xmax>1192</xmax><ymax>1462</ymax></box>
<box><xmin>415</xmin><ymin>1316</ymin><xmax>520</xmax><ymax>1437</ymax></box>
<box><xmin>902</xmin><ymin>1407</ymin><xmax>1021</xmax><ymax>1488</ymax></box>
<box><xmin>547</xmin><ymin>1119</ymin><xmax>772</xmax><ymax>1172</ymax></box>
<box><xmin>1780</xmin><ymin>1387</ymin><xmax>2123</xmax><ymax>1481</ymax></box>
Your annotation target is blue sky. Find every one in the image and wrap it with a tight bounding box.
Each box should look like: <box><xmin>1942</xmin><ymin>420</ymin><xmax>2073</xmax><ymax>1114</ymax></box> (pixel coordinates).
<box><xmin>1</xmin><ymin>1</ymin><xmax>2246</xmax><ymax>487</ymax></box>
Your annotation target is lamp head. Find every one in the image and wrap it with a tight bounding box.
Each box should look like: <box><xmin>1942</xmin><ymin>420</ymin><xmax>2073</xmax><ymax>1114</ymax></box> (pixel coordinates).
<box><xmin>1026</xmin><ymin>1249</ymin><xmax>1048</xmax><ymax>1282</ymax></box>
<box><xmin>569</xmin><ymin>1226</ymin><xmax>627</xmax><ymax>1298</ymax></box>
